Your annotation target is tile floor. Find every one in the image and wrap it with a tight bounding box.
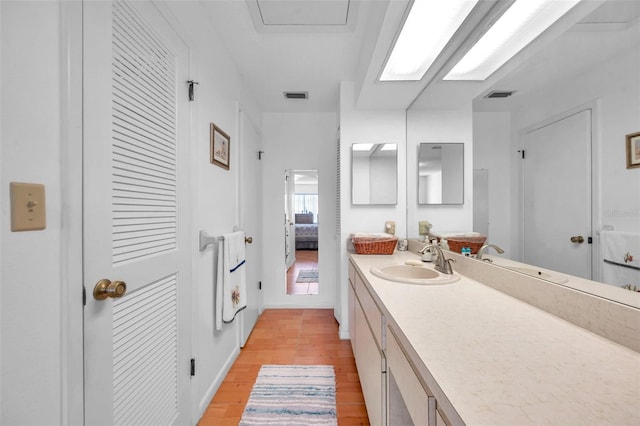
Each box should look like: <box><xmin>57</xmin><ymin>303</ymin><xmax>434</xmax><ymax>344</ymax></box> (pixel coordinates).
<box><xmin>198</xmin><ymin>309</ymin><xmax>370</xmax><ymax>425</ymax></box>
<box><xmin>287</xmin><ymin>249</ymin><xmax>319</xmax><ymax>295</ymax></box>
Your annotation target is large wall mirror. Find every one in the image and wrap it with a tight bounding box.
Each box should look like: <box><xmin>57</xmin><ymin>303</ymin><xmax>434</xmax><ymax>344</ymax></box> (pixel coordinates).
<box><xmin>418</xmin><ymin>143</ymin><xmax>464</xmax><ymax>205</ymax></box>
<box><xmin>352</xmin><ymin>143</ymin><xmax>398</xmax><ymax>205</ymax></box>
<box><xmin>403</xmin><ymin>0</ymin><xmax>639</xmax><ymax>309</ymax></box>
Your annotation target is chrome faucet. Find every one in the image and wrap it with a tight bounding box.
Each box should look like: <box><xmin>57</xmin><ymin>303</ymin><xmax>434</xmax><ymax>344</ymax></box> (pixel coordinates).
<box><xmin>419</xmin><ymin>244</ymin><xmax>455</xmax><ymax>274</ymax></box>
<box><xmin>476</xmin><ymin>244</ymin><xmax>505</xmax><ymax>262</ymax></box>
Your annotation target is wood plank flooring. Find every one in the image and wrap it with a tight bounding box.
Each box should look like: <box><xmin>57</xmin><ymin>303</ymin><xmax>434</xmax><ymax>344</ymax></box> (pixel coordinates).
<box><xmin>287</xmin><ymin>249</ymin><xmax>319</xmax><ymax>295</ymax></box>
<box><xmin>198</xmin><ymin>309</ymin><xmax>370</xmax><ymax>425</ymax></box>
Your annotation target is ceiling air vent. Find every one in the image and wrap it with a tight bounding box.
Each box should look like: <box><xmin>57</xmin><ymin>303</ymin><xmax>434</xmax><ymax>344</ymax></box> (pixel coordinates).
<box><xmin>484</xmin><ymin>90</ymin><xmax>516</xmax><ymax>99</ymax></box>
<box><xmin>283</xmin><ymin>91</ymin><xmax>308</xmax><ymax>100</ymax></box>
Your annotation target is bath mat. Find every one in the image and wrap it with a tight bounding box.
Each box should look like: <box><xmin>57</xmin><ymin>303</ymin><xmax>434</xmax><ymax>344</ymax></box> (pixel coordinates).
<box><xmin>296</xmin><ymin>269</ymin><xmax>319</xmax><ymax>283</ymax></box>
<box><xmin>239</xmin><ymin>365</ymin><xmax>337</xmax><ymax>426</ymax></box>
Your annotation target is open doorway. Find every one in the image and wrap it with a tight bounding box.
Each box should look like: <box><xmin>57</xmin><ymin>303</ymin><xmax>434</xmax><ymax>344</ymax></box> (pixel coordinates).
<box><xmin>285</xmin><ymin>170</ymin><xmax>319</xmax><ymax>295</ymax></box>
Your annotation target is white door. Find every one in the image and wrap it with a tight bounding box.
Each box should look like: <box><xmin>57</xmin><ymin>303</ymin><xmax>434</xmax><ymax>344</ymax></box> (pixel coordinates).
<box><xmin>239</xmin><ymin>110</ymin><xmax>263</xmax><ymax>346</ymax></box>
<box><xmin>523</xmin><ymin>109</ymin><xmax>592</xmax><ymax>279</ymax></box>
<box><xmin>83</xmin><ymin>1</ymin><xmax>191</xmax><ymax>424</ymax></box>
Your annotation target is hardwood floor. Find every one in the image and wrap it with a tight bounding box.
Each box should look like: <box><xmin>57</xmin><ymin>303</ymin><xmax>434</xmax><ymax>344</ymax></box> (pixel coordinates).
<box><xmin>287</xmin><ymin>249</ymin><xmax>319</xmax><ymax>295</ymax></box>
<box><xmin>198</xmin><ymin>309</ymin><xmax>370</xmax><ymax>425</ymax></box>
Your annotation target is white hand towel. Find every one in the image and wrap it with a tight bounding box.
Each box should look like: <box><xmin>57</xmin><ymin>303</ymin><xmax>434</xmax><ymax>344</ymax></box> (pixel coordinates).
<box><xmin>215</xmin><ymin>238</ymin><xmax>224</xmax><ymax>331</ymax></box>
<box><xmin>600</xmin><ymin>230</ymin><xmax>640</xmax><ymax>288</ymax></box>
<box><xmin>216</xmin><ymin>231</ymin><xmax>247</xmax><ymax>330</ymax></box>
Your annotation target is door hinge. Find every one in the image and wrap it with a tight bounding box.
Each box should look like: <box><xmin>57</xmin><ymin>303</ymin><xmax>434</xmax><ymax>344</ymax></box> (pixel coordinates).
<box><xmin>82</xmin><ymin>286</ymin><xmax>86</xmax><ymax>306</ymax></box>
<box><xmin>518</xmin><ymin>149</ymin><xmax>525</xmax><ymax>159</ymax></box>
<box><xmin>186</xmin><ymin>80</ymin><xmax>199</xmax><ymax>102</ymax></box>
<box><xmin>259</xmin><ymin>281</ymin><xmax>262</xmax><ymax>290</ymax></box>
<box><xmin>190</xmin><ymin>358</ymin><xmax>196</xmax><ymax>376</ymax></box>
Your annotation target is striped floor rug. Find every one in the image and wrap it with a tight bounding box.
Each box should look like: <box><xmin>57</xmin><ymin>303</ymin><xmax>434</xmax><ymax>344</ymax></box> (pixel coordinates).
<box><xmin>239</xmin><ymin>365</ymin><xmax>337</xmax><ymax>425</ymax></box>
<box><xmin>296</xmin><ymin>269</ymin><xmax>319</xmax><ymax>283</ymax></box>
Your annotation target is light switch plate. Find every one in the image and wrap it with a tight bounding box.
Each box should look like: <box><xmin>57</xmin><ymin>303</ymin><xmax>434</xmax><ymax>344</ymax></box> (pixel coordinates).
<box><xmin>10</xmin><ymin>182</ymin><xmax>46</xmax><ymax>231</ymax></box>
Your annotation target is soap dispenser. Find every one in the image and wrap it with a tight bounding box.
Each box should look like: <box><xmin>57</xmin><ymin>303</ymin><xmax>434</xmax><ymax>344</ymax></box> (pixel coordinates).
<box><xmin>440</xmin><ymin>239</ymin><xmax>450</xmax><ymax>251</ymax></box>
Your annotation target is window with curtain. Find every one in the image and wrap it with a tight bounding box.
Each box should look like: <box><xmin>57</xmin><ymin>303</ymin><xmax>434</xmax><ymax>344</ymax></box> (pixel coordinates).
<box><xmin>294</xmin><ymin>193</ymin><xmax>318</xmax><ymax>223</ymax></box>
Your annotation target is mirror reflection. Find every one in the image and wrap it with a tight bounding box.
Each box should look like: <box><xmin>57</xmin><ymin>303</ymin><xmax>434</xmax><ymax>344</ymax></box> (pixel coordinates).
<box><xmin>352</xmin><ymin>143</ymin><xmax>397</xmax><ymax>205</ymax></box>
<box><xmin>284</xmin><ymin>170</ymin><xmax>319</xmax><ymax>296</ymax></box>
<box><xmin>418</xmin><ymin>143</ymin><xmax>464</xmax><ymax>205</ymax></box>
<box><xmin>405</xmin><ymin>1</ymin><xmax>639</xmax><ymax>306</ymax></box>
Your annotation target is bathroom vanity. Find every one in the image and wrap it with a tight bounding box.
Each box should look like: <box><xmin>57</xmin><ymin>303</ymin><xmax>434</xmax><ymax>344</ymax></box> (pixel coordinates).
<box><xmin>348</xmin><ymin>250</ymin><xmax>640</xmax><ymax>425</ymax></box>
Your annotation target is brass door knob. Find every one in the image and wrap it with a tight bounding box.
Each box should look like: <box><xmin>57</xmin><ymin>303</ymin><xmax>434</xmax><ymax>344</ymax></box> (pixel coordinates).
<box><xmin>570</xmin><ymin>236</ymin><xmax>585</xmax><ymax>244</ymax></box>
<box><xmin>245</xmin><ymin>236</ymin><xmax>253</xmax><ymax>244</ymax></box>
<box><xmin>93</xmin><ymin>279</ymin><xmax>127</xmax><ymax>300</ymax></box>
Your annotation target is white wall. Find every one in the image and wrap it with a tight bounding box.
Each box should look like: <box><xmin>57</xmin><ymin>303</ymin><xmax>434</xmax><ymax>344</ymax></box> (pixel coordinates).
<box><xmin>261</xmin><ymin>112</ymin><xmax>337</xmax><ymax>309</ymax></box>
<box><xmin>338</xmin><ymin>81</ymin><xmax>407</xmax><ymax>336</ymax></box>
<box><xmin>295</xmin><ymin>182</ymin><xmax>318</xmax><ymax>194</ymax></box>
<box><xmin>473</xmin><ymin>112</ymin><xmax>512</xmax><ymax>254</ymax></box>
<box><xmin>1</xmin><ymin>2</ymin><xmax>65</xmax><ymax>424</ymax></box>
<box><xmin>406</xmin><ymin>107</ymin><xmax>474</xmax><ymax>237</ymax></box>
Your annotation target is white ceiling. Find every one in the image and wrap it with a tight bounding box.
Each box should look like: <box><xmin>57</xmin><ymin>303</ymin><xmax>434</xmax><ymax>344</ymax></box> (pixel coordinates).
<box><xmin>253</xmin><ymin>0</ymin><xmax>350</xmax><ymax>25</ymax></box>
<box><xmin>182</xmin><ymin>0</ymin><xmax>639</xmax><ymax>113</ymax></box>
<box><xmin>196</xmin><ymin>0</ymin><xmax>390</xmax><ymax>113</ymax></box>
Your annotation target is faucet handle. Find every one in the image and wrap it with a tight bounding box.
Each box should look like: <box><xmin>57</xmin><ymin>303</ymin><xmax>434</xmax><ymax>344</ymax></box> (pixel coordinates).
<box><xmin>445</xmin><ymin>258</ymin><xmax>455</xmax><ymax>273</ymax></box>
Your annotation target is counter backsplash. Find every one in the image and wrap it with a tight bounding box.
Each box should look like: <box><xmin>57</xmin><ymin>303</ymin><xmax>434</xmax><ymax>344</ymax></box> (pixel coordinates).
<box><xmin>440</xmin><ymin>248</ymin><xmax>639</xmax><ymax>352</ymax></box>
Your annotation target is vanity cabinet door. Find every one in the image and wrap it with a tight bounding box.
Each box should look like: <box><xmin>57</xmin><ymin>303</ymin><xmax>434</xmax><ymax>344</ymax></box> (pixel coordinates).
<box><xmin>349</xmin><ymin>263</ymin><xmax>387</xmax><ymax>425</ymax></box>
<box><xmin>348</xmin><ymin>278</ymin><xmax>356</xmax><ymax>353</ymax></box>
<box><xmin>355</xmin><ymin>272</ymin><xmax>383</xmax><ymax>345</ymax></box>
<box><xmin>386</xmin><ymin>326</ymin><xmax>435</xmax><ymax>425</ymax></box>
<box><xmin>354</xmin><ymin>296</ymin><xmax>385</xmax><ymax>426</ymax></box>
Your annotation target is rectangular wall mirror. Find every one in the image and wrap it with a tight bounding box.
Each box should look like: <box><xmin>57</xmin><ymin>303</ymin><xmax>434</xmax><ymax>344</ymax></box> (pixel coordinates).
<box><xmin>418</xmin><ymin>143</ymin><xmax>464</xmax><ymax>205</ymax></box>
<box><xmin>352</xmin><ymin>143</ymin><xmax>398</xmax><ymax>205</ymax></box>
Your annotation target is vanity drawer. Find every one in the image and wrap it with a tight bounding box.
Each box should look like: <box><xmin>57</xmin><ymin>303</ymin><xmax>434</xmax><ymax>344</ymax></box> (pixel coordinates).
<box><xmin>386</xmin><ymin>326</ymin><xmax>435</xmax><ymax>425</ymax></box>
<box><xmin>349</xmin><ymin>260</ymin><xmax>356</xmax><ymax>286</ymax></box>
<box><xmin>355</xmin><ymin>272</ymin><xmax>383</xmax><ymax>348</ymax></box>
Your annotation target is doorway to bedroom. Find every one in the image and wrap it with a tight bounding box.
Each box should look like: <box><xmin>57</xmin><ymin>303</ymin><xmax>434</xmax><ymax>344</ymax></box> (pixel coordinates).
<box><xmin>285</xmin><ymin>170</ymin><xmax>319</xmax><ymax>295</ymax></box>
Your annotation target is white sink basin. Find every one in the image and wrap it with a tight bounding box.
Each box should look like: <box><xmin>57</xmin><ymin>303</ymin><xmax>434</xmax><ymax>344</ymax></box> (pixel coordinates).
<box><xmin>370</xmin><ymin>264</ymin><xmax>460</xmax><ymax>285</ymax></box>
<box><xmin>503</xmin><ymin>266</ymin><xmax>569</xmax><ymax>284</ymax></box>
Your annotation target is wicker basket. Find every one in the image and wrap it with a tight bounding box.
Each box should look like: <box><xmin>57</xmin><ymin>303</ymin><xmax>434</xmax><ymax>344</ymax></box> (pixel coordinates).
<box><xmin>447</xmin><ymin>235</ymin><xmax>487</xmax><ymax>254</ymax></box>
<box><xmin>352</xmin><ymin>236</ymin><xmax>398</xmax><ymax>255</ymax></box>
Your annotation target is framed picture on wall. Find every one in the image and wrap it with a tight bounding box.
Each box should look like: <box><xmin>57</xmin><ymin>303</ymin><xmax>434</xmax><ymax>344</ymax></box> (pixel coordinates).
<box><xmin>210</xmin><ymin>123</ymin><xmax>230</xmax><ymax>170</ymax></box>
<box><xmin>626</xmin><ymin>131</ymin><xmax>640</xmax><ymax>169</ymax></box>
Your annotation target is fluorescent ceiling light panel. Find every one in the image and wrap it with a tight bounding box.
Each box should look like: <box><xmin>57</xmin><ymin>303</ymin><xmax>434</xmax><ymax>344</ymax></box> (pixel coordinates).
<box><xmin>445</xmin><ymin>0</ymin><xmax>582</xmax><ymax>80</ymax></box>
<box><xmin>380</xmin><ymin>0</ymin><xmax>479</xmax><ymax>81</ymax></box>
<box><xmin>381</xmin><ymin>144</ymin><xmax>397</xmax><ymax>151</ymax></box>
<box><xmin>353</xmin><ymin>143</ymin><xmax>374</xmax><ymax>151</ymax></box>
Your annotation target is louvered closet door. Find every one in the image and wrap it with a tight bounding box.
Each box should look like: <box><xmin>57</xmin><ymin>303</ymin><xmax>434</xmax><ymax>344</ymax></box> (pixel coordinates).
<box><xmin>83</xmin><ymin>1</ymin><xmax>191</xmax><ymax>424</ymax></box>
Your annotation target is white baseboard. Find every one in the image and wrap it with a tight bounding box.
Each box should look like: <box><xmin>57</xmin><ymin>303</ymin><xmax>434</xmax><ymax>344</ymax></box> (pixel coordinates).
<box><xmin>196</xmin><ymin>346</ymin><xmax>241</xmax><ymax>421</ymax></box>
<box><xmin>338</xmin><ymin>325</ymin><xmax>350</xmax><ymax>340</ymax></box>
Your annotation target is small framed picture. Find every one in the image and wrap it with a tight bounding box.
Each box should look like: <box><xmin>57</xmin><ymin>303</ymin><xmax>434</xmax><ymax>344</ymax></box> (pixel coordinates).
<box><xmin>210</xmin><ymin>123</ymin><xmax>230</xmax><ymax>170</ymax></box>
<box><xmin>626</xmin><ymin>131</ymin><xmax>640</xmax><ymax>169</ymax></box>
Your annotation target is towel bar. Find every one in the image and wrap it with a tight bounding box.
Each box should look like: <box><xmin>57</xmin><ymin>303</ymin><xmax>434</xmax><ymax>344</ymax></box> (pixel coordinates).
<box><xmin>604</xmin><ymin>259</ymin><xmax>640</xmax><ymax>271</ymax></box>
<box><xmin>199</xmin><ymin>230</ymin><xmax>221</xmax><ymax>251</ymax></box>
<box><xmin>596</xmin><ymin>225</ymin><xmax>614</xmax><ymax>235</ymax></box>
<box><xmin>199</xmin><ymin>230</ymin><xmax>253</xmax><ymax>251</ymax></box>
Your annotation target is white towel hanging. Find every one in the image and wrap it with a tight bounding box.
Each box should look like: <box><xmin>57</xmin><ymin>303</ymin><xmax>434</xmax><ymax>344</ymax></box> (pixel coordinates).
<box><xmin>215</xmin><ymin>231</ymin><xmax>247</xmax><ymax>330</ymax></box>
<box><xmin>600</xmin><ymin>230</ymin><xmax>640</xmax><ymax>289</ymax></box>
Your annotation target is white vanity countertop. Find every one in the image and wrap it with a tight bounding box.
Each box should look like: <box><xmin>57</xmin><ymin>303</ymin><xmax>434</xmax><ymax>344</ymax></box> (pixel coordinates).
<box><xmin>350</xmin><ymin>251</ymin><xmax>640</xmax><ymax>425</ymax></box>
